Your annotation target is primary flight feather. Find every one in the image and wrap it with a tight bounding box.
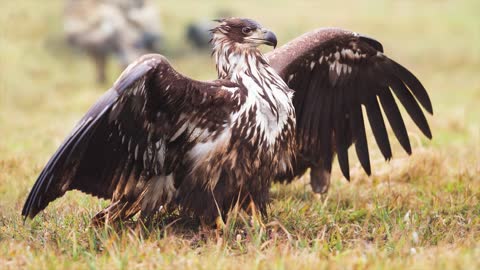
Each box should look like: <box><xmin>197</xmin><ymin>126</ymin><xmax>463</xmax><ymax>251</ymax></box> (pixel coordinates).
<box><xmin>22</xmin><ymin>18</ymin><xmax>432</xmax><ymax>224</ymax></box>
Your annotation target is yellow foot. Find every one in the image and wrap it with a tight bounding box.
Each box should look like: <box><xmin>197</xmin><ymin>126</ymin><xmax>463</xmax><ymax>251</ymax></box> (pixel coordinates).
<box><xmin>215</xmin><ymin>216</ymin><xmax>226</xmax><ymax>231</ymax></box>
<box><xmin>248</xmin><ymin>200</ymin><xmax>257</xmax><ymax>214</ymax></box>
<box><xmin>314</xmin><ymin>193</ymin><xmax>330</xmax><ymax>210</ymax></box>
<box><xmin>214</xmin><ymin>216</ymin><xmax>226</xmax><ymax>245</ymax></box>
<box><xmin>199</xmin><ymin>216</ymin><xmax>225</xmax><ymax>233</ymax></box>
<box><xmin>249</xmin><ymin>215</ymin><xmax>266</xmax><ymax>229</ymax></box>
<box><xmin>247</xmin><ymin>201</ymin><xmax>265</xmax><ymax>228</ymax></box>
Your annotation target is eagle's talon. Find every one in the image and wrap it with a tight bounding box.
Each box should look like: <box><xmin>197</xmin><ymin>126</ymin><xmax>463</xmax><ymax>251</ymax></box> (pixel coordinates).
<box><xmin>247</xmin><ymin>201</ymin><xmax>265</xmax><ymax>228</ymax></box>
<box><xmin>215</xmin><ymin>216</ymin><xmax>226</xmax><ymax>231</ymax></box>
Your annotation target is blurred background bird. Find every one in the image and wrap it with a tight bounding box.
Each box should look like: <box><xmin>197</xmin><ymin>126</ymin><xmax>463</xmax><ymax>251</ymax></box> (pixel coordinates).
<box><xmin>64</xmin><ymin>0</ymin><xmax>164</xmax><ymax>83</ymax></box>
<box><xmin>185</xmin><ymin>10</ymin><xmax>233</xmax><ymax>50</ymax></box>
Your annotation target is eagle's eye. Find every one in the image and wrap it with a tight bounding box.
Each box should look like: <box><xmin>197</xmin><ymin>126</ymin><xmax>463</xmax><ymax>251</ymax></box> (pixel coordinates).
<box><xmin>242</xmin><ymin>27</ymin><xmax>253</xmax><ymax>35</ymax></box>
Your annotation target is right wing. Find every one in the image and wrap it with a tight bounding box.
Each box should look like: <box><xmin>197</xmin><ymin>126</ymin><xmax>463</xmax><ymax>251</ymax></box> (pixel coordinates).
<box><xmin>267</xmin><ymin>28</ymin><xmax>433</xmax><ymax>180</ymax></box>
<box><xmin>22</xmin><ymin>54</ymin><xmax>241</xmax><ymax>219</ymax></box>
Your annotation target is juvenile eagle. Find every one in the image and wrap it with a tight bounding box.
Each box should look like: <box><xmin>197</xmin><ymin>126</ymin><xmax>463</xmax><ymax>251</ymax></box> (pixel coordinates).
<box><xmin>22</xmin><ymin>18</ymin><xmax>432</xmax><ymax>224</ymax></box>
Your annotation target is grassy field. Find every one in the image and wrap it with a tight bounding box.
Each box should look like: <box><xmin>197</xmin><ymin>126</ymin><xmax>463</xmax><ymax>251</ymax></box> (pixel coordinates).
<box><xmin>1</xmin><ymin>0</ymin><xmax>479</xmax><ymax>269</ymax></box>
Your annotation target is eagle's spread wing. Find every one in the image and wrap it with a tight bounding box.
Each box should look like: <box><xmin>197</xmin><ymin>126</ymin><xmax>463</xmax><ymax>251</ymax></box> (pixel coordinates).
<box><xmin>22</xmin><ymin>54</ymin><xmax>239</xmax><ymax>219</ymax></box>
<box><xmin>267</xmin><ymin>28</ymin><xmax>433</xmax><ymax>180</ymax></box>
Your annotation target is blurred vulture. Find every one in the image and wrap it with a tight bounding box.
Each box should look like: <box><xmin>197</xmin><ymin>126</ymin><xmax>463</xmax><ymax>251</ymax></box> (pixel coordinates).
<box><xmin>23</xmin><ymin>18</ymin><xmax>432</xmax><ymax>226</ymax></box>
<box><xmin>64</xmin><ymin>0</ymin><xmax>164</xmax><ymax>83</ymax></box>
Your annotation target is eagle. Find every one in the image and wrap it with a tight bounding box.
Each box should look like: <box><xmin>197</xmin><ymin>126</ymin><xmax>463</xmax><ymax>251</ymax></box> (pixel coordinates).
<box><xmin>22</xmin><ymin>18</ymin><xmax>432</xmax><ymax>226</ymax></box>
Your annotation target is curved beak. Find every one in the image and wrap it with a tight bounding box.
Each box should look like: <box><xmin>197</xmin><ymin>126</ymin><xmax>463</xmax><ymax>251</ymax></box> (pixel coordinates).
<box><xmin>262</xmin><ymin>30</ymin><xmax>277</xmax><ymax>48</ymax></box>
<box><xmin>245</xmin><ymin>28</ymin><xmax>278</xmax><ymax>48</ymax></box>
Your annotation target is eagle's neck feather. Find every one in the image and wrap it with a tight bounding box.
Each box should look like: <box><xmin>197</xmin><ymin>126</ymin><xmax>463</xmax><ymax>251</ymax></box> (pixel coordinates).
<box><xmin>212</xmin><ymin>38</ymin><xmax>289</xmax><ymax>92</ymax></box>
<box><xmin>212</xmin><ymin>36</ymin><xmax>295</xmax><ymax>147</ymax></box>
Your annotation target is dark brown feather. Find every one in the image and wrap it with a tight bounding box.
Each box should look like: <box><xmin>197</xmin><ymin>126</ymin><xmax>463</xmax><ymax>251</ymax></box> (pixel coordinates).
<box><xmin>378</xmin><ymin>87</ymin><xmax>412</xmax><ymax>154</ymax></box>
<box><xmin>22</xmin><ymin>54</ymin><xmax>243</xmax><ymax>220</ymax></box>
<box><xmin>364</xmin><ymin>95</ymin><xmax>392</xmax><ymax>160</ymax></box>
<box><xmin>268</xmin><ymin>27</ymin><xmax>433</xmax><ymax>189</ymax></box>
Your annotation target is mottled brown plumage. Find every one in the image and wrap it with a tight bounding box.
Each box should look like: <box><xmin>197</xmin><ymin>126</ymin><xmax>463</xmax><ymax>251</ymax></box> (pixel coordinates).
<box><xmin>23</xmin><ymin>18</ymin><xmax>295</xmax><ymax>224</ymax></box>
<box><xmin>268</xmin><ymin>28</ymin><xmax>432</xmax><ymax>193</ymax></box>
<box><xmin>22</xmin><ymin>19</ymin><xmax>432</xmax><ymax>226</ymax></box>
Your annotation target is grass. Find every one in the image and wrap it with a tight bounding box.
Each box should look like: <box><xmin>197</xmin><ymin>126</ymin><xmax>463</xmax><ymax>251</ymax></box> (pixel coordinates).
<box><xmin>1</xmin><ymin>0</ymin><xmax>479</xmax><ymax>269</ymax></box>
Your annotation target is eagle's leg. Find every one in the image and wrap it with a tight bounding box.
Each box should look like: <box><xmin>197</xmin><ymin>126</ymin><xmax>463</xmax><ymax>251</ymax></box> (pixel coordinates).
<box><xmin>199</xmin><ymin>215</ymin><xmax>225</xmax><ymax>231</ymax></box>
<box><xmin>213</xmin><ymin>215</ymin><xmax>226</xmax><ymax>242</ymax></box>
<box><xmin>90</xmin><ymin>51</ymin><xmax>107</xmax><ymax>84</ymax></box>
<box><xmin>310</xmin><ymin>163</ymin><xmax>332</xmax><ymax>195</ymax></box>
<box><xmin>247</xmin><ymin>200</ymin><xmax>265</xmax><ymax>228</ymax></box>
<box><xmin>198</xmin><ymin>216</ymin><xmax>224</xmax><ymax>242</ymax></box>
<box><xmin>137</xmin><ymin>210</ymin><xmax>154</xmax><ymax>230</ymax></box>
<box><xmin>215</xmin><ymin>215</ymin><xmax>226</xmax><ymax>230</ymax></box>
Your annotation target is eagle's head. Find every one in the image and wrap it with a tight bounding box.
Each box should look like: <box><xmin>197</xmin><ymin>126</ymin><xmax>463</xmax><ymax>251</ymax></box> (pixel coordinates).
<box><xmin>211</xmin><ymin>18</ymin><xmax>277</xmax><ymax>49</ymax></box>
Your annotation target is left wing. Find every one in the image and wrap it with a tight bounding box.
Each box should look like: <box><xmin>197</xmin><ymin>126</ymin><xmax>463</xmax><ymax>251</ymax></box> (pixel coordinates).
<box><xmin>267</xmin><ymin>28</ymin><xmax>433</xmax><ymax>180</ymax></box>
<box><xmin>22</xmin><ymin>54</ymin><xmax>240</xmax><ymax>220</ymax></box>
